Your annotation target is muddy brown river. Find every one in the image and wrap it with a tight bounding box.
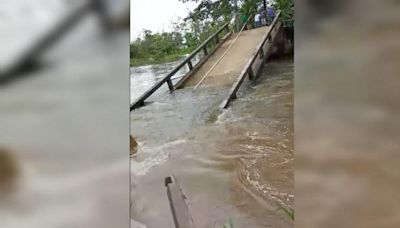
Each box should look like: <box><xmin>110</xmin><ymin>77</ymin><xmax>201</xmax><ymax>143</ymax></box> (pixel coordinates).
<box><xmin>131</xmin><ymin>57</ymin><xmax>294</xmax><ymax>227</ymax></box>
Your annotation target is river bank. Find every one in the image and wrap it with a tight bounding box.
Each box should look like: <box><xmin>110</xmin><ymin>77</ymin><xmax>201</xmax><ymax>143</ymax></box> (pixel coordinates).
<box><xmin>130</xmin><ymin>52</ymin><xmax>190</xmax><ymax>67</ymax></box>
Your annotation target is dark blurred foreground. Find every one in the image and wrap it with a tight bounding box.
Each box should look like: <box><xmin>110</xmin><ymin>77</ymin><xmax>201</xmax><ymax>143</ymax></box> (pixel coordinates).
<box><xmin>296</xmin><ymin>0</ymin><xmax>400</xmax><ymax>227</ymax></box>
<box><xmin>0</xmin><ymin>1</ymin><xmax>129</xmax><ymax>227</ymax></box>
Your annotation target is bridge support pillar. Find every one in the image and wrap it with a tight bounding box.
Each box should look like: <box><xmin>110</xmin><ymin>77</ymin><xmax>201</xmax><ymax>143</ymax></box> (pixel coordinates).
<box><xmin>187</xmin><ymin>60</ymin><xmax>193</xmax><ymax>71</ymax></box>
<box><xmin>166</xmin><ymin>78</ymin><xmax>174</xmax><ymax>92</ymax></box>
<box><xmin>203</xmin><ymin>46</ymin><xmax>208</xmax><ymax>55</ymax></box>
<box><xmin>260</xmin><ymin>49</ymin><xmax>264</xmax><ymax>59</ymax></box>
<box><xmin>248</xmin><ymin>68</ymin><xmax>254</xmax><ymax>80</ymax></box>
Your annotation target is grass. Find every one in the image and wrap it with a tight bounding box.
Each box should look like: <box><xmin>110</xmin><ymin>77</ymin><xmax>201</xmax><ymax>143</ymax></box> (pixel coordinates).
<box><xmin>277</xmin><ymin>207</ymin><xmax>294</xmax><ymax>221</ymax></box>
<box><xmin>223</xmin><ymin>218</ymin><xmax>234</xmax><ymax>228</ymax></box>
<box><xmin>130</xmin><ymin>53</ymin><xmax>185</xmax><ymax>67</ymax></box>
<box><xmin>130</xmin><ymin>48</ymin><xmax>194</xmax><ymax>67</ymax></box>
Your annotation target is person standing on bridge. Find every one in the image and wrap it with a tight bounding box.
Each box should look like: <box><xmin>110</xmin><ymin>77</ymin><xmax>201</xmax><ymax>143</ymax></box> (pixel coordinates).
<box><xmin>241</xmin><ymin>14</ymin><xmax>249</xmax><ymax>31</ymax></box>
<box><xmin>260</xmin><ymin>8</ymin><xmax>267</xmax><ymax>26</ymax></box>
<box><xmin>267</xmin><ymin>6</ymin><xmax>276</xmax><ymax>25</ymax></box>
<box><xmin>254</xmin><ymin>12</ymin><xmax>261</xmax><ymax>28</ymax></box>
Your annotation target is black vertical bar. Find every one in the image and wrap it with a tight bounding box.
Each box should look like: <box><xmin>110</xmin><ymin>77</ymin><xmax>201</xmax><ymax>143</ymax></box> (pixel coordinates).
<box><xmin>167</xmin><ymin>78</ymin><xmax>174</xmax><ymax>92</ymax></box>
<box><xmin>1</xmin><ymin>1</ymin><xmax>93</xmax><ymax>80</ymax></box>
<box><xmin>267</xmin><ymin>34</ymin><xmax>272</xmax><ymax>41</ymax></box>
<box><xmin>232</xmin><ymin>92</ymin><xmax>237</xmax><ymax>100</ymax></box>
<box><xmin>248</xmin><ymin>68</ymin><xmax>254</xmax><ymax>80</ymax></box>
<box><xmin>203</xmin><ymin>46</ymin><xmax>208</xmax><ymax>55</ymax></box>
<box><xmin>187</xmin><ymin>60</ymin><xmax>193</xmax><ymax>70</ymax></box>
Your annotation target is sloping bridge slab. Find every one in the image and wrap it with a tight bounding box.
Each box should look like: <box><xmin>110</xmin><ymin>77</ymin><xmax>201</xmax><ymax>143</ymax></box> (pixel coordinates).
<box><xmin>179</xmin><ymin>26</ymin><xmax>270</xmax><ymax>89</ymax></box>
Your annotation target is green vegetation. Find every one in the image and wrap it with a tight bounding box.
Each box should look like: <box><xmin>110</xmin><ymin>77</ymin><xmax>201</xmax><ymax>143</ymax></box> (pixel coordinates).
<box><xmin>239</xmin><ymin>0</ymin><xmax>262</xmax><ymax>19</ymax></box>
<box><xmin>130</xmin><ymin>0</ymin><xmax>289</xmax><ymax>67</ymax></box>
<box><xmin>130</xmin><ymin>29</ymin><xmax>190</xmax><ymax>67</ymax></box>
<box><xmin>130</xmin><ymin>0</ymin><xmax>240</xmax><ymax>67</ymax></box>
<box><xmin>223</xmin><ymin>218</ymin><xmax>234</xmax><ymax>228</ymax></box>
<box><xmin>183</xmin><ymin>0</ymin><xmax>234</xmax><ymax>41</ymax></box>
<box><xmin>277</xmin><ymin>206</ymin><xmax>294</xmax><ymax>221</ymax></box>
<box><xmin>273</xmin><ymin>0</ymin><xmax>294</xmax><ymax>27</ymax></box>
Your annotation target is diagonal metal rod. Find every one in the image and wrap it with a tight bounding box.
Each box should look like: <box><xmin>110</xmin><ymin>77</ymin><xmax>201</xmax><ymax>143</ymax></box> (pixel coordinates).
<box><xmin>0</xmin><ymin>0</ymin><xmax>123</xmax><ymax>84</ymax></box>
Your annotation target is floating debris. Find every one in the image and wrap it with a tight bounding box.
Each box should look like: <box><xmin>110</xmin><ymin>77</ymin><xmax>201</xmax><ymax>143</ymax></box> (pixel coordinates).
<box><xmin>130</xmin><ymin>135</ymin><xmax>138</xmax><ymax>156</ymax></box>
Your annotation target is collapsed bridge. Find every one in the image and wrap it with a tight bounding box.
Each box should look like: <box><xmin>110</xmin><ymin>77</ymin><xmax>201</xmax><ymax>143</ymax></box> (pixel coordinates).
<box><xmin>130</xmin><ymin>12</ymin><xmax>282</xmax><ymax>111</ymax></box>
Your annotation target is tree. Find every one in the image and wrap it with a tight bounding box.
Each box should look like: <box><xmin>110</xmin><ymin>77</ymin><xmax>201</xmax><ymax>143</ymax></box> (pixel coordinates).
<box><xmin>273</xmin><ymin>0</ymin><xmax>294</xmax><ymax>27</ymax></box>
<box><xmin>130</xmin><ymin>27</ymin><xmax>190</xmax><ymax>66</ymax></box>
<box><xmin>239</xmin><ymin>0</ymin><xmax>262</xmax><ymax>19</ymax></box>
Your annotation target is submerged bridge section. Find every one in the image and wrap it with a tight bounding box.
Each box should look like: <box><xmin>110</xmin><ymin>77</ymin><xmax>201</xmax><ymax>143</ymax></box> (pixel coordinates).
<box><xmin>130</xmin><ymin>12</ymin><xmax>282</xmax><ymax>111</ymax></box>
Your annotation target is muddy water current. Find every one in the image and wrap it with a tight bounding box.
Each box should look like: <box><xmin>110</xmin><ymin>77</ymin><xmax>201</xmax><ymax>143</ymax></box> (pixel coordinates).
<box><xmin>131</xmin><ymin>57</ymin><xmax>294</xmax><ymax>227</ymax></box>
<box><xmin>130</xmin><ymin>53</ymin><xmax>204</xmax><ymax>103</ymax></box>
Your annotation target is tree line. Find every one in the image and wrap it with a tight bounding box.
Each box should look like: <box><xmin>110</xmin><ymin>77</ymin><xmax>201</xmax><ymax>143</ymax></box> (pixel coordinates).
<box><xmin>130</xmin><ymin>0</ymin><xmax>293</xmax><ymax>67</ymax></box>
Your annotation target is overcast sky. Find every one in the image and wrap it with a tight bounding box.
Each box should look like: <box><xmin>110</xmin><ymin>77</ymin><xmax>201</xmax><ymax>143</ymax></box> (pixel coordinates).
<box><xmin>130</xmin><ymin>0</ymin><xmax>198</xmax><ymax>41</ymax></box>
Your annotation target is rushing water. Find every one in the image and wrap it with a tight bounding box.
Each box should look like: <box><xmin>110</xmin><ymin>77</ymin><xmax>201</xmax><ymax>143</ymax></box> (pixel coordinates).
<box><xmin>130</xmin><ymin>53</ymin><xmax>204</xmax><ymax>103</ymax></box>
<box><xmin>131</xmin><ymin>57</ymin><xmax>294</xmax><ymax>227</ymax></box>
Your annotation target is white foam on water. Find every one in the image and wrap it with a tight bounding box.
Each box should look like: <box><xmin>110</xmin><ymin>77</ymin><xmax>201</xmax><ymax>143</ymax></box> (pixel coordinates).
<box><xmin>215</xmin><ymin>108</ymin><xmax>246</xmax><ymax>124</ymax></box>
<box><xmin>241</xmin><ymin>164</ymin><xmax>293</xmax><ymax>209</ymax></box>
<box><xmin>131</xmin><ymin>139</ymin><xmax>186</xmax><ymax>176</ymax></box>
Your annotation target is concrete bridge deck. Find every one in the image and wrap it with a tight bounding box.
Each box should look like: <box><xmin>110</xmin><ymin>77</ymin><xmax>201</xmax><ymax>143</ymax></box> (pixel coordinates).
<box><xmin>180</xmin><ymin>26</ymin><xmax>270</xmax><ymax>89</ymax></box>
